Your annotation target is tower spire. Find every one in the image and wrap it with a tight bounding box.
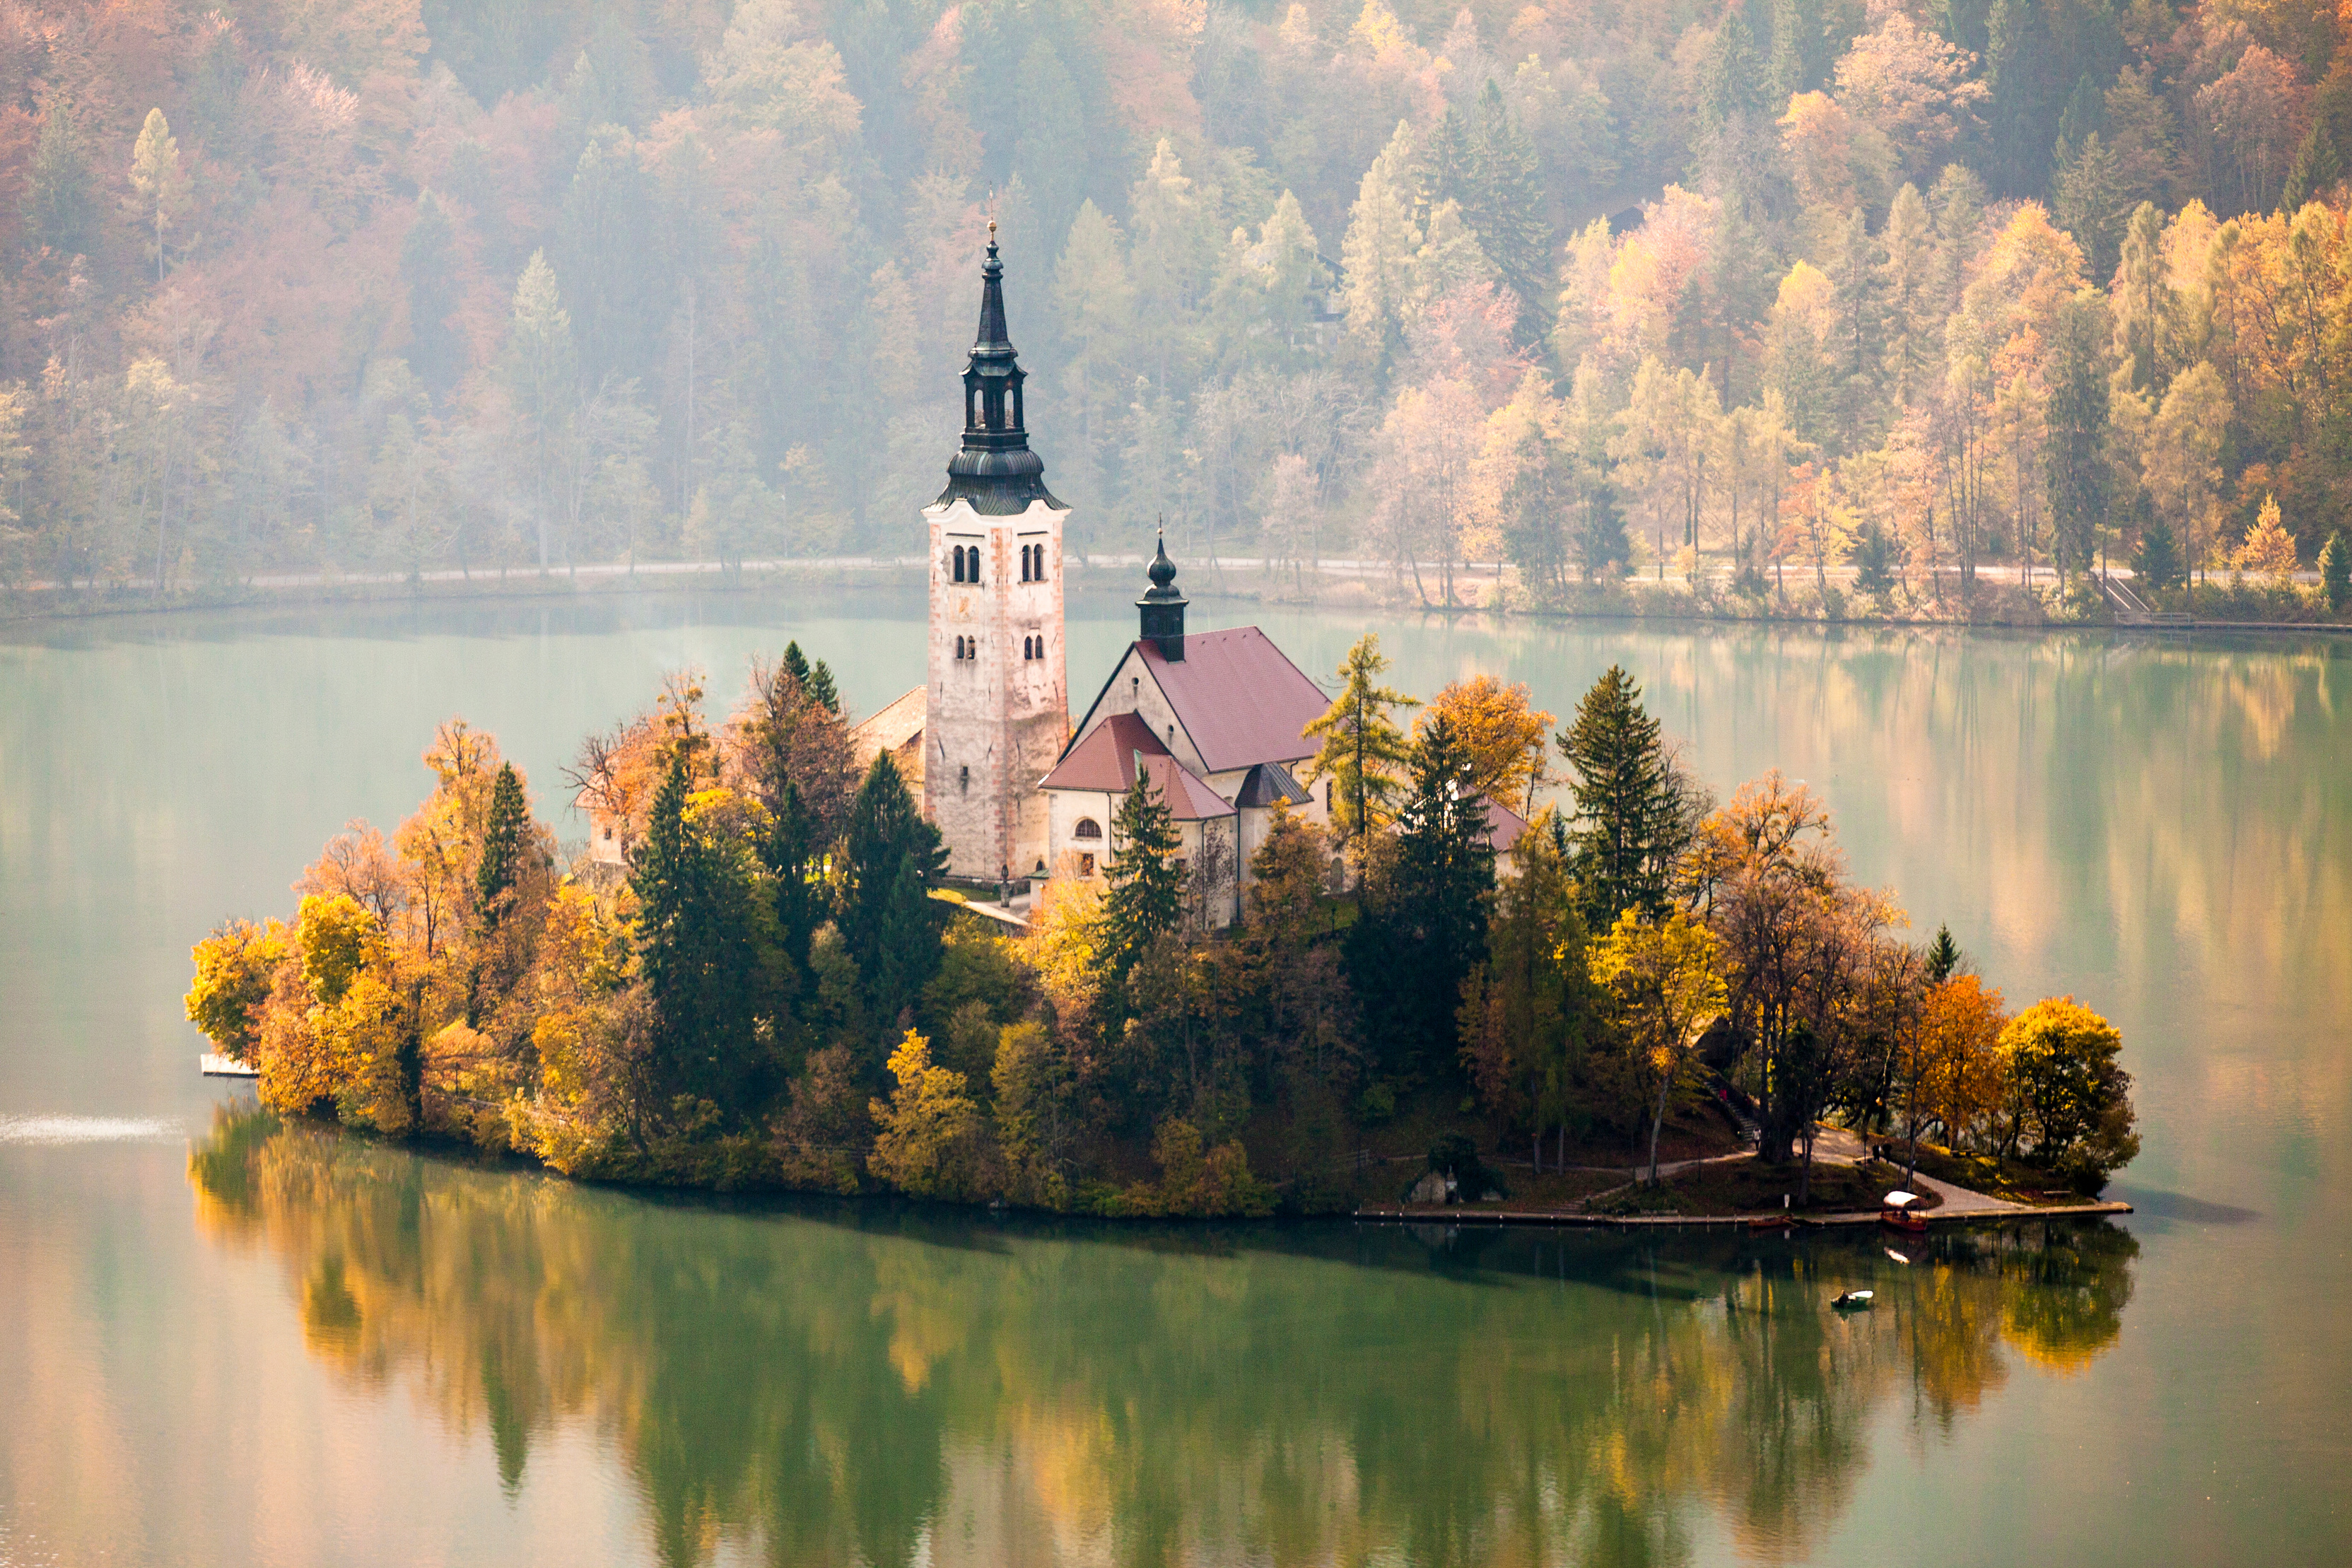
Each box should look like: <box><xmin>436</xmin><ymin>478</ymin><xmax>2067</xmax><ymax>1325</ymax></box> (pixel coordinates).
<box><xmin>938</xmin><ymin>228</ymin><xmax>1059</xmax><ymax>515</ymax></box>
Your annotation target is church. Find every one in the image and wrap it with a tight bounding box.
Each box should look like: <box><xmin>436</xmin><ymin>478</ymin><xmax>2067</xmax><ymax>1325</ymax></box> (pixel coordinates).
<box><xmin>854</xmin><ymin>226</ymin><xmax>1338</xmax><ymax>925</ymax></box>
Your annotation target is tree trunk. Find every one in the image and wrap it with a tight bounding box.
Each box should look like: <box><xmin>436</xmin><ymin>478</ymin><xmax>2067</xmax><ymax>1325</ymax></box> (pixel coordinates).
<box><xmin>1646</xmin><ymin>1079</ymin><xmax>1672</xmax><ymax>1185</ymax></box>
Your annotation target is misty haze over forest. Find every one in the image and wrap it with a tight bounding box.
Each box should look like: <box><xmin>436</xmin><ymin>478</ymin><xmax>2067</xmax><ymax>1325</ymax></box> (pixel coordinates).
<box><xmin>6</xmin><ymin>0</ymin><xmax>2352</xmax><ymax>598</ymax></box>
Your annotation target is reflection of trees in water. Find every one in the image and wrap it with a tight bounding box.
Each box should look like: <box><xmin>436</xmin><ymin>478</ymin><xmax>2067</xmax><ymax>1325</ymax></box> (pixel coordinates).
<box><xmin>189</xmin><ymin>1109</ymin><xmax>2136</xmax><ymax>1568</ymax></box>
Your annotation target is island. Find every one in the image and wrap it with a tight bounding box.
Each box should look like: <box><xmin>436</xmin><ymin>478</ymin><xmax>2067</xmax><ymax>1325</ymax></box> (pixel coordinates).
<box><xmin>186</xmin><ymin>635</ymin><xmax>2139</xmax><ymax>1222</ymax></box>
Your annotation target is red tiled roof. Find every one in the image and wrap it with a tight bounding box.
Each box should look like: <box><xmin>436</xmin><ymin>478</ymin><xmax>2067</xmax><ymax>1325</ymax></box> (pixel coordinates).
<box><xmin>1038</xmin><ymin>712</ymin><xmax>1164</xmax><ymax>792</ymax></box>
<box><xmin>1135</xmin><ymin>626</ymin><xmax>1329</xmax><ymax>773</ymax></box>
<box><xmin>1137</xmin><ymin>753</ymin><xmax>1236</xmax><ymax>821</ymax></box>
<box><xmin>1038</xmin><ymin>712</ymin><xmax>1232</xmax><ymax>819</ymax></box>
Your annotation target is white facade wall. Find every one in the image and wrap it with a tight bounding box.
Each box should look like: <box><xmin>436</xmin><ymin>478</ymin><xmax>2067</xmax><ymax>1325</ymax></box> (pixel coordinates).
<box><xmin>1080</xmin><ymin>647</ymin><xmax>1203</xmax><ymax>773</ymax></box>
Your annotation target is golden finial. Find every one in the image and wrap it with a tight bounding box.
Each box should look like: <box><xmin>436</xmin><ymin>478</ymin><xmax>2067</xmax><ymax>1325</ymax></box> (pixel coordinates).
<box><xmin>988</xmin><ymin>217</ymin><xmax>997</xmax><ymax>240</ymax></box>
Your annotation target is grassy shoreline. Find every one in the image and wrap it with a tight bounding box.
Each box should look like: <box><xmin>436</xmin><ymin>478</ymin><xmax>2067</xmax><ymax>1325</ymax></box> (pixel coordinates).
<box><xmin>10</xmin><ymin>557</ymin><xmax>2351</xmax><ymax>633</ymax></box>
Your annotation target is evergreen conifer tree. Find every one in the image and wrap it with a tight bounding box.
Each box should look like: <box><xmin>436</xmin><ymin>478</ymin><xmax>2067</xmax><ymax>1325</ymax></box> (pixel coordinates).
<box><xmin>556</xmin><ymin>124</ymin><xmax>659</xmax><ymax>387</ymax></box>
<box><xmin>1696</xmin><ymin>10</ymin><xmax>1763</xmax><ymax>144</ymax></box>
<box><xmin>807</xmin><ymin>658</ymin><xmax>839</xmax><ymax>713</ymax></box>
<box><xmin>1458</xmin><ymin>811</ymin><xmax>1599</xmax><ymax>1166</ymax></box>
<box><xmin>1099</xmin><ymin>770</ymin><xmax>1185</xmax><ymax>985</ymax></box>
<box><xmin>1767</xmin><ymin>0</ymin><xmax>1815</xmax><ymax>102</ymax></box>
<box><xmin>1301</xmin><ymin>634</ymin><xmax>1419</xmax><ymax>846</ymax></box>
<box><xmin>2044</xmin><ymin>293</ymin><xmax>2112</xmax><ymax>576</ymax></box>
<box><xmin>23</xmin><ymin>107</ymin><xmax>95</xmax><ymax>260</ymax></box>
<box><xmin>474</xmin><ymin>762</ymin><xmax>530</xmax><ymax>928</ymax></box>
<box><xmin>763</xmin><ymin>776</ymin><xmax>819</xmax><ymax>970</ymax></box>
<box><xmin>782</xmin><ymin>640</ymin><xmax>812</xmax><ymax>689</ymax></box>
<box><xmin>1557</xmin><ymin>667</ymin><xmax>1689</xmax><ymax>925</ymax></box>
<box><xmin>631</xmin><ymin>752</ymin><xmax>768</xmax><ymax>1116</ymax></box>
<box><xmin>1470</xmin><ymin>81</ymin><xmax>1552</xmax><ymax>328</ymax></box>
<box><xmin>2284</xmin><ymin>121</ymin><xmax>2344</xmax><ymax>213</ymax></box>
<box><xmin>1347</xmin><ymin>713</ymin><xmax>1495</xmax><ymax>1072</ymax></box>
<box><xmin>2320</xmin><ymin>529</ymin><xmax>2350</xmax><ymax>611</ymax></box>
<box><xmin>2135</xmin><ymin>517</ymin><xmax>2184</xmax><ymax>591</ymax></box>
<box><xmin>1012</xmin><ymin>40</ymin><xmax>1087</xmax><ymax>245</ymax></box>
<box><xmin>841</xmin><ymin>753</ymin><xmax>949</xmax><ymax>1029</ymax></box>
<box><xmin>403</xmin><ymin>192</ymin><xmax>464</xmax><ymax>399</ymax></box>
<box><xmin>1825</xmin><ymin>208</ymin><xmax>1888</xmax><ymax>451</ymax></box>
<box><xmin>1417</xmin><ymin>107</ymin><xmax>1474</xmax><ymax>224</ymax></box>
<box><xmin>1926</xmin><ymin>923</ymin><xmax>1962</xmax><ymax>984</ymax></box>
<box><xmin>1572</xmin><ymin>474</ymin><xmax>1632</xmax><ymax>582</ymax></box>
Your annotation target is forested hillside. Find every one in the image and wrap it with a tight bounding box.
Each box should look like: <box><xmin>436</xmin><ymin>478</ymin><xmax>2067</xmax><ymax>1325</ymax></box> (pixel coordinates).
<box><xmin>6</xmin><ymin>0</ymin><xmax>2352</xmax><ymax>601</ymax></box>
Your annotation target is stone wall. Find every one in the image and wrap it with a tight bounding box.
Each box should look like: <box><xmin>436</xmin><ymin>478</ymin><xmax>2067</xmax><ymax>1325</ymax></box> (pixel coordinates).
<box><xmin>923</xmin><ymin>496</ymin><xmax>1067</xmax><ymax>881</ymax></box>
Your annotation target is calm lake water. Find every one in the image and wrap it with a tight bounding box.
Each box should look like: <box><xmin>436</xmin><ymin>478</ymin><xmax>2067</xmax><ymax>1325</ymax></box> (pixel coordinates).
<box><xmin>1</xmin><ymin>587</ymin><xmax>2345</xmax><ymax>1567</ymax></box>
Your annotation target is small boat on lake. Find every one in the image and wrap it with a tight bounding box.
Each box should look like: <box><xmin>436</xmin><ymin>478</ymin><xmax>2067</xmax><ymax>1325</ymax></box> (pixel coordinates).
<box><xmin>1880</xmin><ymin>1190</ymin><xmax>1931</xmax><ymax>1232</ymax></box>
<box><xmin>1748</xmin><ymin>1213</ymin><xmax>1796</xmax><ymax>1231</ymax></box>
<box><xmin>1832</xmin><ymin>1289</ymin><xmax>1874</xmax><ymax>1310</ymax></box>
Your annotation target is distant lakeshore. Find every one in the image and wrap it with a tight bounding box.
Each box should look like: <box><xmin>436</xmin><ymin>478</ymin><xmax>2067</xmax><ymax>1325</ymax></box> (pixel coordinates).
<box><xmin>13</xmin><ymin>553</ymin><xmax>2352</xmax><ymax>633</ymax></box>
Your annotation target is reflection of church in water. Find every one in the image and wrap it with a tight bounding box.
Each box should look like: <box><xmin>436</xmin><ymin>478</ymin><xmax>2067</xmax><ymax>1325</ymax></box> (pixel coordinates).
<box><xmin>853</xmin><ymin>231</ymin><xmax>1335</xmax><ymax>925</ymax></box>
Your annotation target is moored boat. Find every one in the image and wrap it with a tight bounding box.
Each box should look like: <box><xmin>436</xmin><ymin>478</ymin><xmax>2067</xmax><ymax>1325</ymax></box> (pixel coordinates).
<box><xmin>1879</xmin><ymin>1190</ymin><xmax>1930</xmax><ymax>1232</ymax></box>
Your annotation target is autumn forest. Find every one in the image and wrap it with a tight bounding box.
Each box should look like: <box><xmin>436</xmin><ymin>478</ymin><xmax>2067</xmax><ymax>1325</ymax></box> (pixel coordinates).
<box><xmin>6</xmin><ymin>0</ymin><xmax>2352</xmax><ymax>615</ymax></box>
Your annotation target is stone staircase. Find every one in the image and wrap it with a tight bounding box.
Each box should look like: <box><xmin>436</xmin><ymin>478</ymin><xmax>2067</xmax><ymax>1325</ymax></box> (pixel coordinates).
<box><xmin>2100</xmin><ymin>575</ymin><xmax>2194</xmax><ymax>626</ymax></box>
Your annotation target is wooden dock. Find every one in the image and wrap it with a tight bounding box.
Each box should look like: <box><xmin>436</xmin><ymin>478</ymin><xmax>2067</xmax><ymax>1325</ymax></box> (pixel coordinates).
<box><xmin>1352</xmin><ymin>1200</ymin><xmax>2132</xmax><ymax>1231</ymax></box>
<box><xmin>199</xmin><ymin>1053</ymin><xmax>259</xmax><ymax>1079</ymax></box>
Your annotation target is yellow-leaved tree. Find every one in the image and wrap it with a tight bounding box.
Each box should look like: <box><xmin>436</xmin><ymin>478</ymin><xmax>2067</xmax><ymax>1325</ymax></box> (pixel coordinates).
<box><xmin>126</xmin><ymin>108</ymin><xmax>187</xmax><ymax>283</ymax></box>
<box><xmin>1421</xmin><ymin>673</ymin><xmax>1553</xmax><ymax>814</ymax></box>
<box><xmin>185</xmin><ymin>918</ymin><xmax>292</xmax><ymax>1063</ymax></box>
<box><xmin>2237</xmin><ymin>493</ymin><xmax>2298</xmax><ymax>581</ymax></box>
<box><xmin>1591</xmin><ymin>908</ymin><xmax>1728</xmax><ymax>1185</ymax></box>
<box><xmin>1912</xmin><ymin>973</ymin><xmax>2010</xmax><ymax>1158</ymax></box>
<box><xmin>867</xmin><ymin>1030</ymin><xmax>985</xmax><ymax>1200</ymax></box>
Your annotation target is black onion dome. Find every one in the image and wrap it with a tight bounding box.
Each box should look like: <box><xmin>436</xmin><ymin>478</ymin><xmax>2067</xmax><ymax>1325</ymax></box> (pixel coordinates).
<box><xmin>937</xmin><ymin>228</ymin><xmax>1063</xmax><ymax>516</ymax></box>
<box><xmin>1142</xmin><ymin>532</ymin><xmax>1183</xmax><ymax>600</ymax></box>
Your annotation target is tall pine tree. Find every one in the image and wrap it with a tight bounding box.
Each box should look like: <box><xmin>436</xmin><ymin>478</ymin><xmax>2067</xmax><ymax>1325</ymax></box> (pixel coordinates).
<box><xmin>762</xmin><ymin>775</ymin><xmax>819</xmax><ymax>971</ymax></box>
<box><xmin>474</xmin><ymin>762</ymin><xmax>530</xmax><ymax>928</ymax></box>
<box><xmin>631</xmin><ymin>753</ymin><xmax>771</xmax><ymax>1118</ymax></box>
<box><xmin>841</xmin><ymin>753</ymin><xmax>949</xmax><ymax>1031</ymax></box>
<box><xmin>1470</xmin><ymin>81</ymin><xmax>1552</xmax><ymax>334</ymax></box>
<box><xmin>2044</xmin><ymin>293</ymin><xmax>2112</xmax><ymax>578</ymax></box>
<box><xmin>1099</xmin><ymin>768</ymin><xmax>1185</xmax><ymax>987</ymax></box>
<box><xmin>1557</xmin><ymin>667</ymin><xmax>1691</xmax><ymax>926</ymax></box>
<box><xmin>403</xmin><ymin>192</ymin><xmax>465</xmax><ymax>399</ymax></box>
<box><xmin>1347</xmin><ymin>713</ymin><xmax>1496</xmax><ymax>1075</ymax></box>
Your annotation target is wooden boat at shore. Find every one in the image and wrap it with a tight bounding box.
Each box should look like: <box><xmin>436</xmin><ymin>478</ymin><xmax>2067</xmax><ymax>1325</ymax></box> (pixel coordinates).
<box><xmin>1748</xmin><ymin>1213</ymin><xmax>1796</xmax><ymax>1231</ymax></box>
<box><xmin>1879</xmin><ymin>1190</ymin><xmax>1931</xmax><ymax>1232</ymax></box>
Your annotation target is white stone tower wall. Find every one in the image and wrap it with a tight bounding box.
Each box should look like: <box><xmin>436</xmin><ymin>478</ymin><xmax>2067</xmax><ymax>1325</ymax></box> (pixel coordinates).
<box><xmin>924</xmin><ymin>497</ymin><xmax>1067</xmax><ymax>881</ymax></box>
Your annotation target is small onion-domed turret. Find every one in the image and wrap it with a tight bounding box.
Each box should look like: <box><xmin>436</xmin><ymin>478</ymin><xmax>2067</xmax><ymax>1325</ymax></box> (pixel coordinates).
<box><xmin>1137</xmin><ymin>528</ymin><xmax>1187</xmax><ymax>660</ymax></box>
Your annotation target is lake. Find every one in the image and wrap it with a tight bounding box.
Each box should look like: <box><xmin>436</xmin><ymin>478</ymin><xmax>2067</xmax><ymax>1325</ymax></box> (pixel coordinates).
<box><xmin>1</xmin><ymin>586</ymin><xmax>2344</xmax><ymax>1567</ymax></box>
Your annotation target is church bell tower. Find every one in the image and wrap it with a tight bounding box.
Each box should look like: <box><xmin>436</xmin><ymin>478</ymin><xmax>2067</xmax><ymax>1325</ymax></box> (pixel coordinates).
<box><xmin>923</xmin><ymin>223</ymin><xmax>1069</xmax><ymax>882</ymax></box>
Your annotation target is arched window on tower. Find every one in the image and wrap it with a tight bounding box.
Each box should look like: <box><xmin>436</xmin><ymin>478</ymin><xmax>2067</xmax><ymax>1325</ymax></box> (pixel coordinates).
<box><xmin>1034</xmin><ymin>544</ymin><xmax>1047</xmax><ymax>583</ymax></box>
<box><xmin>1074</xmin><ymin>817</ymin><xmax>1102</xmax><ymax>841</ymax></box>
<box><xmin>951</xmin><ymin>545</ymin><xmax>965</xmax><ymax>583</ymax></box>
